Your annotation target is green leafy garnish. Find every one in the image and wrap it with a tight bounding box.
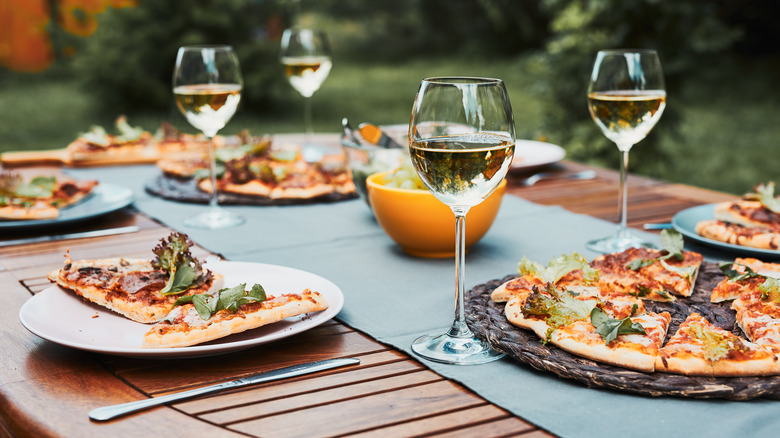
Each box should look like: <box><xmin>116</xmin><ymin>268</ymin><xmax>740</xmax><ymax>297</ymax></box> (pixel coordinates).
<box><xmin>684</xmin><ymin>323</ymin><xmax>747</xmax><ymax>362</ymax></box>
<box><xmin>13</xmin><ymin>176</ymin><xmax>56</xmax><ymax>198</ymax></box>
<box><xmin>115</xmin><ymin>116</ymin><xmax>145</xmax><ymax>142</ymax></box>
<box><xmin>152</xmin><ymin>232</ymin><xmax>207</xmax><ymax>296</ymax></box>
<box><xmin>590</xmin><ymin>305</ymin><xmax>646</xmax><ymax>345</ymax></box>
<box><xmin>521</xmin><ymin>284</ymin><xmax>597</xmax><ymax>340</ymax></box>
<box><xmin>625</xmin><ymin>229</ymin><xmax>685</xmax><ymax>270</ymax></box>
<box><xmin>80</xmin><ymin>125</ymin><xmax>110</xmax><ymax>146</ymax></box>
<box><xmin>167</xmin><ymin>283</ymin><xmax>267</xmax><ymax>322</ymax></box>
<box><xmin>759</xmin><ymin>277</ymin><xmax>780</xmax><ymax>303</ymax></box>
<box><xmin>517</xmin><ymin>252</ymin><xmax>599</xmax><ymax>284</ymax></box>
<box><xmin>718</xmin><ymin>262</ymin><xmax>764</xmax><ymax>282</ymax></box>
<box><xmin>744</xmin><ymin>182</ymin><xmax>780</xmax><ymax>214</ymax></box>
<box><xmin>659</xmin><ymin>259</ymin><xmax>697</xmax><ymax>285</ymax></box>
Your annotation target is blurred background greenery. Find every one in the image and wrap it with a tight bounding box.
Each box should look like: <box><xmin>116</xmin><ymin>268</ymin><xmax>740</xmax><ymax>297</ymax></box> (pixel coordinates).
<box><xmin>1</xmin><ymin>0</ymin><xmax>778</xmax><ymax>195</ymax></box>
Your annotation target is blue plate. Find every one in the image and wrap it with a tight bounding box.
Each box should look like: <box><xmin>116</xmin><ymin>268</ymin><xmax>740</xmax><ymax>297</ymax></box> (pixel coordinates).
<box><xmin>672</xmin><ymin>204</ymin><xmax>780</xmax><ymax>259</ymax></box>
<box><xmin>0</xmin><ymin>183</ymin><xmax>134</xmax><ymax>230</ymax></box>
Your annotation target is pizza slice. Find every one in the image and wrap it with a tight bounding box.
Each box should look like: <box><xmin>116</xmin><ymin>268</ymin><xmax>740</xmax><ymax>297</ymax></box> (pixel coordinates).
<box><xmin>591</xmin><ymin>246</ymin><xmax>703</xmax><ymax>301</ymax></box>
<box><xmin>143</xmin><ymin>283</ymin><xmax>328</xmax><ymax>348</ymax></box>
<box><xmin>655</xmin><ymin>312</ymin><xmax>780</xmax><ymax>376</ymax></box>
<box><xmin>0</xmin><ymin>172</ymin><xmax>98</xmax><ymax>220</ymax></box>
<box><xmin>47</xmin><ymin>232</ymin><xmax>223</xmax><ymax>323</ymax></box>
<box><xmin>550</xmin><ymin>310</ymin><xmax>671</xmax><ymax>372</ymax></box>
<box><xmin>695</xmin><ymin>220</ymin><xmax>779</xmax><ymax>251</ymax></box>
<box><xmin>710</xmin><ymin>258</ymin><xmax>780</xmax><ymax>302</ymax></box>
<box><xmin>735</xmin><ymin>309</ymin><xmax>780</xmax><ymax>353</ymax></box>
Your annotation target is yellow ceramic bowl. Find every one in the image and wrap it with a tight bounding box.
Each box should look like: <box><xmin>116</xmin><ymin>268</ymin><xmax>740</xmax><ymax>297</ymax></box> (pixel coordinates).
<box><xmin>366</xmin><ymin>171</ymin><xmax>506</xmax><ymax>258</ymax></box>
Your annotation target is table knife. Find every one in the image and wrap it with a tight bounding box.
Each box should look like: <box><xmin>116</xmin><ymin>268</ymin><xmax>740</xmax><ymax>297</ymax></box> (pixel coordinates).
<box><xmin>0</xmin><ymin>225</ymin><xmax>141</xmax><ymax>248</ymax></box>
<box><xmin>89</xmin><ymin>357</ymin><xmax>360</xmax><ymax>421</ymax></box>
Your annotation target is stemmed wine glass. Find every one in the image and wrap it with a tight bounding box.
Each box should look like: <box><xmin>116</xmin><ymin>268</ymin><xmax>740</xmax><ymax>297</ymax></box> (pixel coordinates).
<box><xmin>280</xmin><ymin>28</ymin><xmax>334</xmax><ymax>162</ymax></box>
<box><xmin>586</xmin><ymin>49</ymin><xmax>666</xmax><ymax>253</ymax></box>
<box><xmin>173</xmin><ymin>45</ymin><xmax>244</xmax><ymax>229</ymax></box>
<box><xmin>409</xmin><ymin>77</ymin><xmax>515</xmax><ymax>365</ymax></box>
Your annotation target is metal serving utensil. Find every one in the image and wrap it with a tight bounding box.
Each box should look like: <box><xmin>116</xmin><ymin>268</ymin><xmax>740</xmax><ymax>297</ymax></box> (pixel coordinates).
<box><xmin>0</xmin><ymin>225</ymin><xmax>140</xmax><ymax>248</ymax></box>
<box><xmin>519</xmin><ymin>169</ymin><xmax>596</xmax><ymax>187</ymax></box>
<box><xmin>89</xmin><ymin>357</ymin><xmax>360</xmax><ymax>421</ymax></box>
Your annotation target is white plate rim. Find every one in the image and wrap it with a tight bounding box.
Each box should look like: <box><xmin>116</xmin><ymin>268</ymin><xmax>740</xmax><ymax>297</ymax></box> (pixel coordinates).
<box><xmin>672</xmin><ymin>204</ymin><xmax>780</xmax><ymax>259</ymax></box>
<box><xmin>0</xmin><ymin>183</ymin><xmax>134</xmax><ymax>229</ymax></box>
<box><xmin>18</xmin><ymin>260</ymin><xmax>344</xmax><ymax>358</ymax></box>
<box><xmin>510</xmin><ymin>139</ymin><xmax>566</xmax><ymax>172</ymax></box>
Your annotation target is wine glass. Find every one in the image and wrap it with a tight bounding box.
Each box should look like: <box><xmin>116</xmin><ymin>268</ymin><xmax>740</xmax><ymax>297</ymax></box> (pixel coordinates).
<box><xmin>586</xmin><ymin>49</ymin><xmax>666</xmax><ymax>253</ymax></box>
<box><xmin>173</xmin><ymin>45</ymin><xmax>244</xmax><ymax>229</ymax></box>
<box><xmin>280</xmin><ymin>28</ymin><xmax>333</xmax><ymax>162</ymax></box>
<box><xmin>409</xmin><ymin>77</ymin><xmax>515</xmax><ymax>365</ymax></box>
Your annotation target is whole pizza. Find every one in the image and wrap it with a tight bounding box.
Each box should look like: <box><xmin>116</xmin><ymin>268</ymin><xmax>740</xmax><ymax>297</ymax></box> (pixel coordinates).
<box><xmin>485</xmin><ymin>231</ymin><xmax>780</xmax><ymax>380</ymax></box>
<box><xmin>151</xmin><ymin>132</ymin><xmax>356</xmax><ymax>204</ymax></box>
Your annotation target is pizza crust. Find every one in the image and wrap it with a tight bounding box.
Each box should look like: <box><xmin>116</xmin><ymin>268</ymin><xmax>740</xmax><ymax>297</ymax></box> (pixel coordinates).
<box><xmin>696</xmin><ymin>219</ymin><xmax>780</xmax><ymax>250</ymax></box>
<box><xmin>143</xmin><ymin>290</ymin><xmax>328</xmax><ymax>348</ymax></box>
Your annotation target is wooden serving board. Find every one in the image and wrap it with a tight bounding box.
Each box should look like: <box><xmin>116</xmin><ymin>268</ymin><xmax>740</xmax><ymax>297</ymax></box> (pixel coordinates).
<box><xmin>1</xmin><ymin>148</ymin><xmax>167</xmax><ymax>167</ymax></box>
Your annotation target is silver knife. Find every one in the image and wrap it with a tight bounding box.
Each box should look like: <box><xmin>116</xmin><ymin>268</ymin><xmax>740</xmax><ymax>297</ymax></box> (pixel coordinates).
<box><xmin>0</xmin><ymin>225</ymin><xmax>141</xmax><ymax>248</ymax></box>
<box><xmin>89</xmin><ymin>357</ymin><xmax>360</xmax><ymax>421</ymax></box>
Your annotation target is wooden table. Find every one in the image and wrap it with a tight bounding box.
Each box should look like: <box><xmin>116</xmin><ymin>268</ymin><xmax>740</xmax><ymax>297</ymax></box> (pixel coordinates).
<box><xmin>0</xmin><ymin>161</ymin><xmax>736</xmax><ymax>438</ymax></box>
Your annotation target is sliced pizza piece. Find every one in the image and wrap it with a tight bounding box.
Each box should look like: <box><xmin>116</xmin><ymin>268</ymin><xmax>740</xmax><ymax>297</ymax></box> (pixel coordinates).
<box><xmin>735</xmin><ymin>309</ymin><xmax>780</xmax><ymax>353</ymax></box>
<box><xmin>591</xmin><ymin>246</ymin><xmax>702</xmax><ymax>301</ymax></box>
<box><xmin>696</xmin><ymin>220</ymin><xmax>780</xmax><ymax>251</ymax></box>
<box><xmin>503</xmin><ymin>285</ymin><xmax>598</xmax><ymax>341</ymax></box>
<box><xmin>712</xmin><ymin>258</ymin><xmax>780</xmax><ymax>303</ymax></box>
<box><xmin>491</xmin><ymin>275</ymin><xmax>545</xmax><ymax>303</ymax></box>
<box><xmin>713</xmin><ymin>198</ymin><xmax>780</xmax><ymax>231</ymax></box>
<box><xmin>656</xmin><ymin>312</ymin><xmax>780</xmax><ymax>376</ymax></box>
<box><xmin>47</xmin><ymin>233</ymin><xmax>223</xmax><ymax>323</ymax></box>
<box><xmin>143</xmin><ymin>286</ymin><xmax>328</xmax><ymax>348</ymax></box>
<box><xmin>550</xmin><ymin>310</ymin><xmax>671</xmax><ymax>373</ymax></box>
<box><xmin>0</xmin><ymin>173</ymin><xmax>98</xmax><ymax>220</ymax></box>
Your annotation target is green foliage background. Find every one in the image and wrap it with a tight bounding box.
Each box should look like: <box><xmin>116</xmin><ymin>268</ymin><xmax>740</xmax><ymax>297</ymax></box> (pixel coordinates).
<box><xmin>1</xmin><ymin>0</ymin><xmax>778</xmax><ymax>194</ymax></box>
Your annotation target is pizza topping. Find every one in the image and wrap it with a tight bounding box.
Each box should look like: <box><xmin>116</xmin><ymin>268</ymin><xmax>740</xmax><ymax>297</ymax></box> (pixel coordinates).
<box><xmin>743</xmin><ymin>182</ymin><xmax>780</xmax><ymax>214</ymax></box>
<box><xmin>167</xmin><ymin>283</ymin><xmax>267</xmax><ymax>322</ymax></box>
<box><xmin>759</xmin><ymin>277</ymin><xmax>780</xmax><ymax>303</ymax></box>
<box><xmin>522</xmin><ymin>285</ymin><xmax>597</xmax><ymax>340</ymax></box>
<box><xmin>590</xmin><ymin>305</ymin><xmax>646</xmax><ymax>345</ymax></box>
<box><xmin>683</xmin><ymin>322</ymin><xmax>750</xmax><ymax>362</ymax></box>
<box><xmin>625</xmin><ymin>230</ymin><xmax>690</xmax><ymax>280</ymax></box>
<box><xmin>517</xmin><ymin>252</ymin><xmax>598</xmax><ymax>285</ymax></box>
<box><xmin>151</xmin><ymin>232</ymin><xmax>209</xmax><ymax>295</ymax></box>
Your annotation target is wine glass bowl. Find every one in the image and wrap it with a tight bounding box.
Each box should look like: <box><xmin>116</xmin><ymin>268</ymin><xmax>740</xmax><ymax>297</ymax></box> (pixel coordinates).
<box><xmin>408</xmin><ymin>77</ymin><xmax>514</xmax><ymax>365</ymax></box>
<box><xmin>586</xmin><ymin>49</ymin><xmax>666</xmax><ymax>252</ymax></box>
<box><xmin>173</xmin><ymin>45</ymin><xmax>244</xmax><ymax>229</ymax></box>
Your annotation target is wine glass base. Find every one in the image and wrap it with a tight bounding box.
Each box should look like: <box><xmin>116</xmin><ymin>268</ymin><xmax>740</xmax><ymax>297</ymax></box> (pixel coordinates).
<box><xmin>411</xmin><ymin>331</ymin><xmax>504</xmax><ymax>365</ymax></box>
<box><xmin>586</xmin><ymin>228</ymin><xmax>655</xmax><ymax>253</ymax></box>
<box><xmin>183</xmin><ymin>207</ymin><xmax>245</xmax><ymax>230</ymax></box>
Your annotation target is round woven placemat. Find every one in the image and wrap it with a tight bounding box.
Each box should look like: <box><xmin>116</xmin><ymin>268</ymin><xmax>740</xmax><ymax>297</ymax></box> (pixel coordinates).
<box><xmin>145</xmin><ymin>175</ymin><xmax>357</xmax><ymax>206</ymax></box>
<box><xmin>466</xmin><ymin>262</ymin><xmax>780</xmax><ymax>400</ymax></box>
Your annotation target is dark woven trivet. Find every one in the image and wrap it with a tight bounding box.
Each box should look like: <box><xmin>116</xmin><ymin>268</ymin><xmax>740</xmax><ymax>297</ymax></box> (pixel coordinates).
<box><xmin>466</xmin><ymin>261</ymin><xmax>780</xmax><ymax>400</ymax></box>
<box><xmin>145</xmin><ymin>175</ymin><xmax>358</xmax><ymax>205</ymax></box>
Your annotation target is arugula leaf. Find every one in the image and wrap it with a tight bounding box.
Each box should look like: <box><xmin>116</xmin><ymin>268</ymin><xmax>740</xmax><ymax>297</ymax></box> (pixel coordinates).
<box><xmin>517</xmin><ymin>253</ymin><xmax>598</xmax><ymax>284</ymax></box>
<box><xmin>659</xmin><ymin>229</ymin><xmax>685</xmax><ymax>261</ymax></box>
<box><xmin>160</xmin><ymin>263</ymin><xmax>196</xmax><ymax>295</ymax></box>
<box><xmin>760</xmin><ymin>277</ymin><xmax>780</xmax><ymax>303</ymax></box>
<box><xmin>659</xmin><ymin>259</ymin><xmax>697</xmax><ymax>286</ymax></box>
<box><xmin>590</xmin><ymin>306</ymin><xmax>646</xmax><ymax>345</ymax></box>
<box><xmin>744</xmin><ymin>182</ymin><xmax>780</xmax><ymax>214</ymax></box>
<box><xmin>719</xmin><ymin>262</ymin><xmax>764</xmax><ymax>282</ymax></box>
<box><xmin>169</xmin><ymin>283</ymin><xmax>269</xmax><ymax>321</ymax></box>
<box><xmin>80</xmin><ymin>125</ymin><xmax>110</xmax><ymax>146</ymax></box>
<box><xmin>626</xmin><ymin>259</ymin><xmax>655</xmax><ymax>270</ymax></box>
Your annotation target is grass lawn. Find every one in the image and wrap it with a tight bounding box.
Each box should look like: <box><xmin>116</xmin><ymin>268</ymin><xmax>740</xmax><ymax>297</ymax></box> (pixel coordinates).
<box><xmin>0</xmin><ymin>56</ymin><xmax>776</xmax><ymax>195</ymax></box>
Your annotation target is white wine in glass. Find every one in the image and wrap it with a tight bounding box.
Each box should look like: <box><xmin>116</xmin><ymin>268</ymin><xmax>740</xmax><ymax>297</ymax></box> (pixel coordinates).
<box><xmin>409</xmin><ymin>77</ymin><xmax>514</xmax><ymax>365</ymax></box>
<box><xmin>280</xmin><ymin>28</ymin><xmax>334</xmax><ymax>162</ymax></box>
<box><xmin>586</xmin><ymin>49</ymin><xmax>666</xmax><ymax>253</ymax></box>
<box><xmin>173</xmin><ymin>45</ymin><xmax>244</xmax><ymax>229</ymax></box>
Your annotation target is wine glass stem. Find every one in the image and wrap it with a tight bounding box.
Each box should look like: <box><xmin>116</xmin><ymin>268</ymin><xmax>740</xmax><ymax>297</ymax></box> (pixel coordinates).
<box><xmin>448</xmin><ymin>211</ymin><xmax>472</xmax><ymax>339</ymax></box>
<box><xmin>303</xmin><ymin>95</ymin><xmax>313</xmax><ymax>145</ymax></box>
<box><xmin>616</xmin><ymin>146</ymin><xmax>631</xmax><ymax>234</ymax></box>
<box><xmin>206</xmin><ymin>135</ymin><xmax>219</xmax><ymax>209</ymax></box>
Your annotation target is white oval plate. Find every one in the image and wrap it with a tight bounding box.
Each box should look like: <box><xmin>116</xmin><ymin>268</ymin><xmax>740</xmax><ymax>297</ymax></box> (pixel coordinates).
<box><xmin>19</xmin><ymin>261</ymin><xmax>344</xmax><ymax>358</ymax></box>
<box><xmin>510</xmin><ymin>140</ymin><xmax>566</xmax><ymax>172</ymax></box>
